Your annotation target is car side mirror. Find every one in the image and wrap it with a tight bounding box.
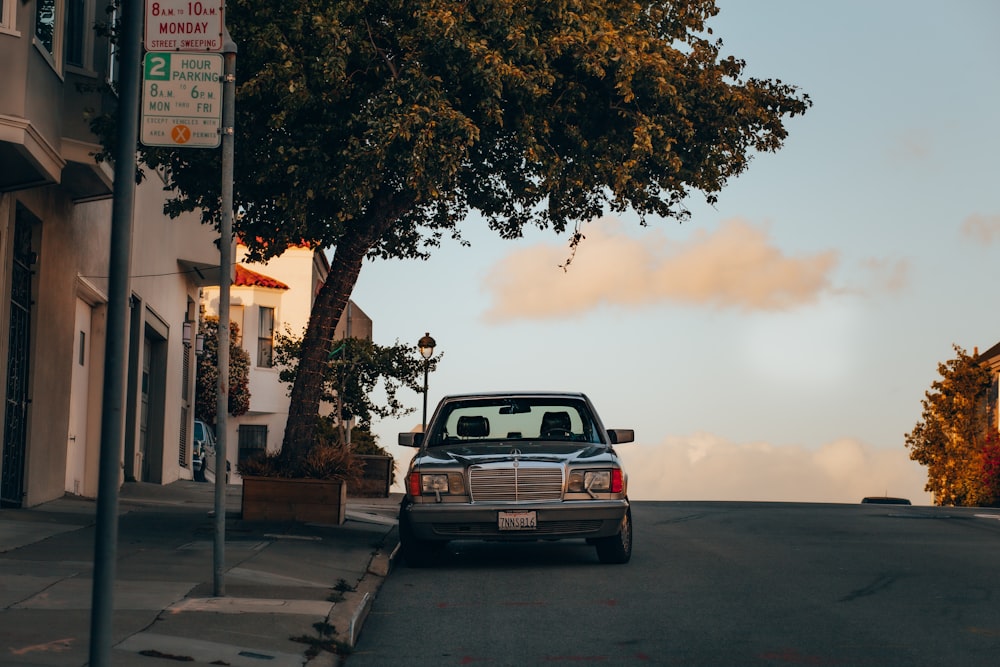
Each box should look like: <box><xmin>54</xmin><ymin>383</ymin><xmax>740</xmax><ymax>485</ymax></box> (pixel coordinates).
<box><xmin>608</xmin><ymin>429</ymin><xmax>634</xmax><ymax>444</ymax></box>
<box><xmin>399</xmin><ymin>432</ymin><xmax>424</xmax><ymax>448</ymax></box>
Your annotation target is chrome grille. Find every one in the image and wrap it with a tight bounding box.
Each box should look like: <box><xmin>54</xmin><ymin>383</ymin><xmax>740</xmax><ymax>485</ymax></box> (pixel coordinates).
<box><xmin>469</xmin><ymin>463</ymin><xmax>564</xmax><ymax>502</ymax></box>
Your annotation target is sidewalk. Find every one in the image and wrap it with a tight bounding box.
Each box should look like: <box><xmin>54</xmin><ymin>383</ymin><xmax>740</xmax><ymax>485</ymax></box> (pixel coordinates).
<box><xmin>0</xmin><ymin>480</ymin><xmax>401</xmax><ymax>667</ymax></box>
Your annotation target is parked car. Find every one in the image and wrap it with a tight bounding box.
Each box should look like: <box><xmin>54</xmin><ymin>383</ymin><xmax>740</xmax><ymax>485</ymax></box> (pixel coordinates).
<box><xmin>193</xmin><ymin>419</ymin><xmax>215</xmax><ymax>482</ymax></box>
<box><xmin>861</xmin><ymin>496</ymin><xmax>911</xmax><ymax>505</ymax></box>
<box><xmin>398</xmin><ymin>391</ymin><xmax>634</xmax><ymax>566</ymax></box>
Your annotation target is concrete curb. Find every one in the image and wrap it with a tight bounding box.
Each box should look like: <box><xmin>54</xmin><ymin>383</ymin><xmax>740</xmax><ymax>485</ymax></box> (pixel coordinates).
<box><xmin>313</xmin><ymin>525</ymin><xmax>400</xmax><ymax>664</ymax></box>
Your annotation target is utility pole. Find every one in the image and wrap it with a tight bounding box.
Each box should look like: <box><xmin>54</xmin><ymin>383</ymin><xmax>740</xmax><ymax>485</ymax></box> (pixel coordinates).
<box><xmin>89</xmin><ymin>0</ymin><xmax>142</xmax><ymax>663</ymax></box>
<box><xmin>214</xmin><ymin>27</ymin><xmax>237</xmax><ymax>597</ymax></box>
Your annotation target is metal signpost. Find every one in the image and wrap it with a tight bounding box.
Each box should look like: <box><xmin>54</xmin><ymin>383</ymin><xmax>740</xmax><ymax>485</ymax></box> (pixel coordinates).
<box><xmin>92</xmin><ymin>1</ymin><xmax>233</xmax><ymax>660</ymax></box>
<box><xmin>141</xmin><ymin>52</ymin><xmax>223</xmax><ymax>148</ymax></box>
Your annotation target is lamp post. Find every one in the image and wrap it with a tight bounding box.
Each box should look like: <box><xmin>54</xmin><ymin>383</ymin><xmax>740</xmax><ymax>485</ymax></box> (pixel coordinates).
<box><xmin>418</xmin><ymin>332</ymin><xmax>436</xmax><ymax>432</ymax></box>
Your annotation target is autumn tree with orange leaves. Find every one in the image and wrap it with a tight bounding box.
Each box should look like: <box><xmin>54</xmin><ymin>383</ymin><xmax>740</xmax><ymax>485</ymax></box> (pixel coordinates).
<box><xmin>906</xmin><ymin>346</ymin><xmax>999</xmax><ymax>506</ymax></box>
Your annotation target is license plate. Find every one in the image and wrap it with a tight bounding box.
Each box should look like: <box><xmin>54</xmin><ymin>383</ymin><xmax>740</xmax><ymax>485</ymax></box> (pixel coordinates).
<box><xmin>498</xmin><ymin>511</ymin><xmax>537</xmax><ymax>531</ymax></box>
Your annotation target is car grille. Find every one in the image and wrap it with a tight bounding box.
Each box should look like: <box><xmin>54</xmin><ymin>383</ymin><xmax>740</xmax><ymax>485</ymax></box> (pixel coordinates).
<box><xmin>469</xmin><ymin>463</ymin><xmax>564</xmax><ymax>502</ymax></box>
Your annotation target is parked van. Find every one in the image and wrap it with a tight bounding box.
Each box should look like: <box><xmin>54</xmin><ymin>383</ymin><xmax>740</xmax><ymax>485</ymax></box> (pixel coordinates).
<box><xmin>193</xmin><ymin>419</ymin><xmax>215</xmax><ymax>482</ymax></box>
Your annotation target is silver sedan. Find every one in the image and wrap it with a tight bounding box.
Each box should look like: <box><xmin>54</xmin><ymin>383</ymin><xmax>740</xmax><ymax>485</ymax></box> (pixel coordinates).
<box><xmin>398</xmin><ymin>391</ymin><xmax>634</xmax><ymax>566</ymax></box>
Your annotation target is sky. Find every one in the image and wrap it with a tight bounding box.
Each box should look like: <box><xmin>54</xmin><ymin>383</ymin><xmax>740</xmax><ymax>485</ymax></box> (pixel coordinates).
<box><xmin>349</xmin><ymin>1</ymin><xmax>1000</xmax><ymax>505</ymax></box>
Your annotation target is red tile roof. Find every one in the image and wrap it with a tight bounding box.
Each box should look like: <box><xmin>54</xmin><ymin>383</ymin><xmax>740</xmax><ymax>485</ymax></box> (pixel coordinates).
<box><xmin>233</xmin><ymin>264</ymin><xmax>289</xmax><ymax>290</ymax></box>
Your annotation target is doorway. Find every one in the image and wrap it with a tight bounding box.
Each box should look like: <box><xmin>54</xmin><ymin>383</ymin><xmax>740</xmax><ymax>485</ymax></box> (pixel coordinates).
<box><xmin>1</xmin><ymin>206</ymin><xmax>36</xmax><ymax>508</ymax></box>
<box><xmin>65</xmin><ymin>298</ymin><xmax>93</xmax><ymax>495</ymax></box>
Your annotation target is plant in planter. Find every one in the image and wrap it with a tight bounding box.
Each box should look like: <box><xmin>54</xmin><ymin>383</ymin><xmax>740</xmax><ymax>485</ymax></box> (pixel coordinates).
<box><xmin>237</xmin><ymin>332</ymin><xmax>434</xmax><ymax>519</ymax></box>
<box><xmin>348</xmin><ymin>426</ymin><xmax>397</xmax><ymax>498</ymax></box>
<box><xmin>238</xmin><ymin>428</ymin><xmax>363</xmax><ymax>523</ymax></box>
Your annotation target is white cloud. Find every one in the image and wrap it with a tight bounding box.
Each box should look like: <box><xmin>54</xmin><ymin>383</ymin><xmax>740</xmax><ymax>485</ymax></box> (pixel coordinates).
<box><xmin>858</xmin><ymin>257</ymin><xmax>910</xmax><ymax>294</ymax></box>
<box><xmin>617</xmin><ymin>433</ymin><xmax>932</xmax><ymax>505</ymax></box>
<box><xmin>960</xmin><ymin>214</ymin><xmax>1000</xmax><ymax>245</ymax></box>
<box><xmin>483</xmin><ymin>218</ymin><xmax>840</xmax><ymax>322</ymax></box>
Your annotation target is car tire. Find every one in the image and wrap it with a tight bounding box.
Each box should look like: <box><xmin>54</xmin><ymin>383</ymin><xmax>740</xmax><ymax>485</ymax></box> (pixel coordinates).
<box><xmin>594</xmin><ymin>505</ymin><xmax>632</xmax><ymax>564</ymax></box>
<box><xmin>399</xmin><ymin>509</ymin><xmax>442</xmax><ymax>568</ymax></box>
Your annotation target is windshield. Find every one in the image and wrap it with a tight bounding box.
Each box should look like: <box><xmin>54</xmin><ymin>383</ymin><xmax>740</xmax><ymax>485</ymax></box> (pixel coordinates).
<box><xmin>426</xmin><ymin>397</ymin><xmax>604</xmax><ymax>446</ymax></box>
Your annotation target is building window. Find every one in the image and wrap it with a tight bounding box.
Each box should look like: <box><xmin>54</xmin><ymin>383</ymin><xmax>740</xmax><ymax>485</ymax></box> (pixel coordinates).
<box><xmin>257</xmin><ymin>306</ymin><xmax>274</xmax><ymax>368</ymax></box>
<box><xmin>1</xmin><ymin>0</ymin><xmax>17</xmax><ymax>34</ymax></box>
<box><xmin>34</xmin><ymin>0</ymin><xmax>64</xmax><ymax>69</ymax></box>
<box><xmin>64</xmin><ymin>0</ymin><xmax>90</xmax><ymax>69</ymax></box>
<box><xmin>238</xmin><ymin>424</ymin><xmax>268</xmax><ymax>466</ymax></box>
<box><xmin>231</xmin><ymin>304</ymin><xmax>245</xmax><ymax>346</ymax></box>
<box><xmin>105</xmin><ymin>4</ymin><xmax>118</xmax><ymax>85</ymax></box>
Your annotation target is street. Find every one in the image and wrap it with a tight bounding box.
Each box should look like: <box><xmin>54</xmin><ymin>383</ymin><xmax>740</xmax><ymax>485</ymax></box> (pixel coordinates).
<box><xmin>347</xmin><ymin>501</ymin><xmax>1000</xmax><ymax>666</ymax></box>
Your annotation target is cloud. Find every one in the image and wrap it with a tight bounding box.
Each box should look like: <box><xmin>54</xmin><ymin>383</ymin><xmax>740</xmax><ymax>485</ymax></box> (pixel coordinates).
<box><xmin>858</xmin><ymin>257</ymin><xmax>910</xmax><ymax>294</ymax></box>
<box><xmin>483</xmin><ymin>218</ymin><xmax>839</xmax><ymax>322</ymax></box>
<box><xmin>960</xmin><ymin>214</ymin><xmax>1000</xmax><ymax>245</ymax></box>
<box><xmin>888</xmin><ymin>128</ymin><xmax>933</xmax><ymax>162</ymax></box>
<box><xmin>617</xmin><ymin>433</ymin><xmax>933</xmax><ymax>504</ymax></box>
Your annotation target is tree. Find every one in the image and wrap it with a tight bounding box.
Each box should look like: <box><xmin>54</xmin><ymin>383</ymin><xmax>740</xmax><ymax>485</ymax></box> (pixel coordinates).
<box><xmin>106</xmin><ymin>1</ymin><xmax>811</xmax><ymax>464</ymax></box>
<box><xmin>905</xmin><ymin>345</ymin><xmax>997</xmax><ymax>506</ymax></box>
<box><xmin>195</xmin><ymin>317</ymin><xmax>252</xmax><ymax>427</ymax></box>
<box><xmin>273</xmin><ymin>330</ymin><xmax>434</xmax><ymax>444</ymax></box>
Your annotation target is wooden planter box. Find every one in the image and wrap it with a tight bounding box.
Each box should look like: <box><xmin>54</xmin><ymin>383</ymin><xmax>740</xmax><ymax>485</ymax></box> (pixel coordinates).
<box><xmin>352</xmin><ymin>455</ymin><xmax>394</xmax><ymax>498</ymax></box>
<box><xmin>241</xmin><ymin>476</ymin><xmax>346</xmax><ymax>524</ymax></box>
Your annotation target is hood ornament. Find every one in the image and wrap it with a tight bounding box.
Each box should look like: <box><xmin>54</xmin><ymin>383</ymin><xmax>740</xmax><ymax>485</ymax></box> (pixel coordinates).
<box><xmin>511</xmin><ymin>448</ymin><xmax>521</xmax><ymax>468</ymax></box>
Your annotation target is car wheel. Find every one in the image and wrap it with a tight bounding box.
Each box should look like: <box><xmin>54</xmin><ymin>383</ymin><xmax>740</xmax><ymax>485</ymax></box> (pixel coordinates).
<box><xmin>594</xmin><ymin>506</ymin><xmax>632</xmax><ymax>564</ymax></box>
<box><xmin>398</xmin><ymin>509</ymin><xmax>442</xmax><ymax>568</ymax></box>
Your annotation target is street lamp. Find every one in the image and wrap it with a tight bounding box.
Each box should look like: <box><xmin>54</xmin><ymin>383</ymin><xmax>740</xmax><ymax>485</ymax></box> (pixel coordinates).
<box><xmin>418</xmin><ymin>332</ymin><xmax>436</xmax><ymax>432</ymax></box>
<box><xmin>182</xmin><ymin>320</ymin><xmax>205</xmax><ymax>356</ymax></box>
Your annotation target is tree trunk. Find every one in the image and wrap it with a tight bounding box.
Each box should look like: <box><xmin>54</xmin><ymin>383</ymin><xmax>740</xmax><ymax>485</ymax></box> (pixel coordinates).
<box><xmin>279</xmin><ymin>191</ymin><xmax>412</xmax><ymax>464</ymax></box>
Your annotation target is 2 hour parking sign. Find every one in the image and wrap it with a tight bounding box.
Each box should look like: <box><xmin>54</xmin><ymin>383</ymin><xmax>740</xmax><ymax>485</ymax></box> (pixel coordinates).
<box><xmin>140</xmin><ymin>52</ymin><xmax>223</xmax><ymax>148</ymax></box>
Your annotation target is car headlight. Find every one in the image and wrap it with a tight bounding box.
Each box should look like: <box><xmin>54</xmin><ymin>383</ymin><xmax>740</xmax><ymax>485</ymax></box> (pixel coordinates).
<box><xmin>422</xmin><ymin>474</ymin><xmax>449</xmax><ymax>493</ymax></box>
<box><xmin>568</xmin><ymin>469</ymin><xmax>625</xmax><ymax>494</ymax></box>
<box><xmin>408</xmin><ymin>472</ymin><xmax>466</xmax><ymax>496</ymax></box>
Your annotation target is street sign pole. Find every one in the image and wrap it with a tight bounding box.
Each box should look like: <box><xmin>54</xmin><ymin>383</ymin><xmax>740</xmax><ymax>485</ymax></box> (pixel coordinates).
<box><xmin>214</xmin><ymin>27</ymin><xmax>237</xmax><ymax>598</ymax></box>
<box><xmin>90</xmin><ymin>0</ymin><xmax>143</xmax><ymax>663</ymax></box>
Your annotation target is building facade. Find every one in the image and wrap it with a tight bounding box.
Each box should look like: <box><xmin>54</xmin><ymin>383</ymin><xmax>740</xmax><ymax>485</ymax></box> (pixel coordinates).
<box><xmin>201</xmin><ymin>242</ymin><xmax>373</xmax><ymax>482</ymax></box>
<box><xmin>1</xmin><ymin>0</ymin><xmax>223</xmax><ymax>506</ymax></box>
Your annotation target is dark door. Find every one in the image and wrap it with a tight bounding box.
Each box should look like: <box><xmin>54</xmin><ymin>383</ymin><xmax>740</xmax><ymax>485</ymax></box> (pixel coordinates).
<box><xmin>1</xmin><ymin>209</ymin><xmax>35</xmax><ymax>508</ymax></box>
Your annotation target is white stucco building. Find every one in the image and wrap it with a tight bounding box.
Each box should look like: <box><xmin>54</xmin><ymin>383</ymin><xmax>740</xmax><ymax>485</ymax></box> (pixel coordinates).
<box><xmin>201</xmin><ymin>242</ymin><xmax>372</xmax><ymax>481</ymax></box>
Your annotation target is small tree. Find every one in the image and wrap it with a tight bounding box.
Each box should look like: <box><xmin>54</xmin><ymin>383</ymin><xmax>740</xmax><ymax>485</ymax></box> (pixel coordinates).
<box><xmin>195</xmin><ymin>317</ymin><xmax>252</xmax><ymax>427</ymax></box>
<box><xmin>905</xmin><ymin>345</ymin><xmax>997</xmax><ymax>506</ymax></box>
<box><xmin>273</xmin><ymin>330</ymin><xmax>435</xmax><ymax>445</ymax></box>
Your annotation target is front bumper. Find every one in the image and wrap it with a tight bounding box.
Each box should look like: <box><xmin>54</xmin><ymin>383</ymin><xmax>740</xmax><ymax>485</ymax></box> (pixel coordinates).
<box><xmin>403</xmin><ymin>499</ymin><xmax>629</xmax><ymax>541</ymax></box>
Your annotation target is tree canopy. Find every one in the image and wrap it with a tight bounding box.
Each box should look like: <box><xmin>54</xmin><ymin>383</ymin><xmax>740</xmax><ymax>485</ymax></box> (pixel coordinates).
<box><xmin>122</xmin><ymin>0</ymin><xmax>812</xmax><ymax>461</ymax></box>
<box><xmin>273</xmin><ymin>330</ymin><xmax>435</xmax><ymax>436</ymax></box>
<box><xmin>905</xmin><ymin>345</ymin><xmax>999</xmax><ymax>507</ymax></box>
<box><xmin>195</xmin><ymin>317</ymin><xmax>252</xmax><ymax>426</ymax></box>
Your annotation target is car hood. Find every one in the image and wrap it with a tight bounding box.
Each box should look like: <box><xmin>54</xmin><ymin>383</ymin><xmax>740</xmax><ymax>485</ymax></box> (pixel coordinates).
<box><xmin>413</xmin><ymin>442</ymin><xmax>617</xmax><ymax>467</ymax></box>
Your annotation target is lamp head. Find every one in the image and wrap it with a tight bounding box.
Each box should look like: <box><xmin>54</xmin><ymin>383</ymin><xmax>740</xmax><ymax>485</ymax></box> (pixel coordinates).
<box><xmin>418</xmin><ymin>332</ymin><xmax>436</xmax><ymax>360</ymax></box>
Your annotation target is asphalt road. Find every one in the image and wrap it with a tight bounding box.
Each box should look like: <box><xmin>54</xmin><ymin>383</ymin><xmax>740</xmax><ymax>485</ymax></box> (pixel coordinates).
<box><xmin>345</xmin><ymin>501</ymin><xmax>1000</xmax><ymax>666</ymax></box>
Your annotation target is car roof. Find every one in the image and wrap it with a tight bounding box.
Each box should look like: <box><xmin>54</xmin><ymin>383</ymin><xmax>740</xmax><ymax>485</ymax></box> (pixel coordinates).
<box><xmin>438</xmin><ymin>391</ymin><xmax>589</xmax><ymax>402</ymax></box>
